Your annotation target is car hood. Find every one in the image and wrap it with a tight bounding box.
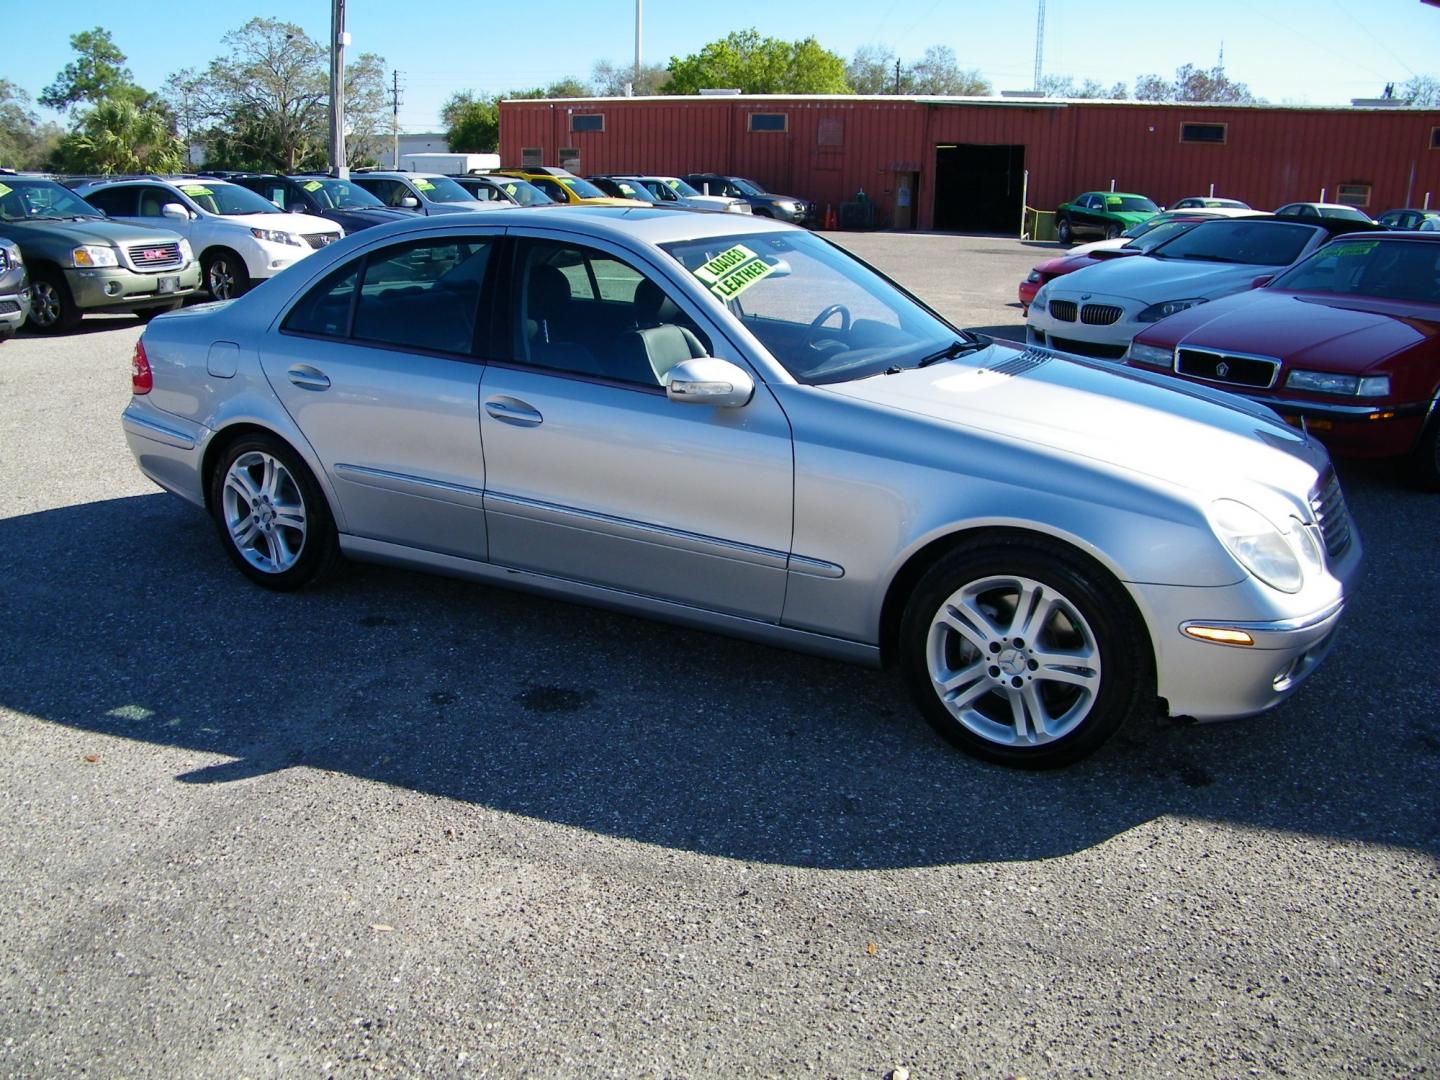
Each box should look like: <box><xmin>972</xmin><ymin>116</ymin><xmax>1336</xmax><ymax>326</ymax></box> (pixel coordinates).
<box><xmin>319</xmin><ymin>206</ymin><xmax>413</xmax><ymax>229</ymax></box>
<box><xmin>3</xmin><ymin>217</ymin><xmax>184</xmax><ymax>247</ymax></box>
<box><xmin>1139</xmin><ymin>289</ymin><xmax>1440</xmax><ymax>371</ymax></box>
<box><xmin>1054</xmin><ymin>254</ymin><xmax>1278</xmax><ymax>302</ymax></box>
<box><xmin>823</xmin><ymin>342</ymin><xmax>1327</xmax><ymax>502</ymax></box>
<box><xmin>225</xmin><ymin>212</ymin><xmax>341</xmax><ymax>234</ymax></box>
<box><xmin>423</xmin><ymin>200</ymin><xmax>506</xmax><ymax>214</ymax></box>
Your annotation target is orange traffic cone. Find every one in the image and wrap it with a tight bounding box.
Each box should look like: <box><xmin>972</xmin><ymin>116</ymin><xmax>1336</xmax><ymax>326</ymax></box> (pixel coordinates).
<box><xmin>824</xmin><ymin>204</ymin><xmax>838</xmax><ymax>230</ymax></box>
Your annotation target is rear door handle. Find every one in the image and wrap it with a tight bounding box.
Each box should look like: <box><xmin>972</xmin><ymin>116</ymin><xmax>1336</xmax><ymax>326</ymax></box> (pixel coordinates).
<box><xmin>484</xmin><ymin>397</ymin><xmax>543</xmax><ymax>427</ymax></box>
<box><xmin>287</xmin><ymin>364</ymin><xmax>331</xmax><ymax>391</ymax></box>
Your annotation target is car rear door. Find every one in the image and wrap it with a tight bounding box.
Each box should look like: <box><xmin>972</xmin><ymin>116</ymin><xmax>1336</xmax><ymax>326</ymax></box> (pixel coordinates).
<box><xmin>476</xmin><ymin>232</ymin><xmax>794</xmax><ymax>621</ymax></box>
<box><xmin>258</xmin><ymin>231</ymin><xmax>501</xmax><ymax>560</ymax></box>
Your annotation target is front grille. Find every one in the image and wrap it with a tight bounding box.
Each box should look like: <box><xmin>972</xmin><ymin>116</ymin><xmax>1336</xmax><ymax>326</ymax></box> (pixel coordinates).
<box><xmin>1049</xmin><ymin>299</ymin><xmax>1077</xmax><ymax>322</ymax></box>
<box><xmin>303</xmin><ymin>232</ymin><xmax>339</xmax><ymax>249</ymax></box>
<box><xmin>1080</xmin><ymin>303</ymin><xmax>1123</xmax><ymax>325</ymax></box>
<box><xmin>127</xmin><ymin>242</ymin><xmax>183</xmax><ymax>270</ymax></box>
<box><xmin>0</xmin><ymin>300</ymin><xmax>19</xmax><ymax>315</ymax></box>
<box><xmin>1175</xmin><ymin>347</ymin><xmax>1279</xmax><ymax>389</ymax></box>
<box><xmin>1309</xmin><ymin>466</ymin><xmax>1353</xmax><ymax>559</ymax></box>
<box><xmin>1048</xmin><ymin>335</ymin><xmax>1129</xmax><ymax>360</ymax></box>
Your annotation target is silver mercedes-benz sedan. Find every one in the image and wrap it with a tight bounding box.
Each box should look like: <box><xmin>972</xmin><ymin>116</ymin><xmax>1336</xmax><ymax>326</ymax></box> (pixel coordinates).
<box><xmin>122</xmin><ymin>207</ymin><xmax>1360</xmax><ymax>767</ymax></box>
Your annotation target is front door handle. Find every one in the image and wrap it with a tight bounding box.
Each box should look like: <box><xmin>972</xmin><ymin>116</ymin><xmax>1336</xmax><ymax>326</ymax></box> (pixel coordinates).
<box><xmin>484</xmin><ymin>397</ymin><xmax>543</xmax><ymax>427</ymax></box>
<box><xmin>287</xmin><ymin>364</ymin><xmax>331</xmax><ymax>391</ymax></box>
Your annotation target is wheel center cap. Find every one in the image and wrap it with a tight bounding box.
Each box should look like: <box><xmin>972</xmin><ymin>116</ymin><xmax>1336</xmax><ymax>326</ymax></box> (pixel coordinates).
<box><xmin>997</xmin><ymin>648</ymin><xmax>1028</xmax><ymax>677</ymax></box>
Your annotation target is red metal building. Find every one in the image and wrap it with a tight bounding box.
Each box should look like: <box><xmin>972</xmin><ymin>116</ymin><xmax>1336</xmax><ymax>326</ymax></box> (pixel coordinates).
<box><xmin>498</xmin><ymin>95</ymin><xmax>1440</xmax><ymax>232</ymax></box>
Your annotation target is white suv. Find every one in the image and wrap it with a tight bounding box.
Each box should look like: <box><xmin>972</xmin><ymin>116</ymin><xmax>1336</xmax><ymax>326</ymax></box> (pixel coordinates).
<box><xmin>74</xmin><ymin>177</ymin><xmax>344</xmax><ymax>299</ymax></box>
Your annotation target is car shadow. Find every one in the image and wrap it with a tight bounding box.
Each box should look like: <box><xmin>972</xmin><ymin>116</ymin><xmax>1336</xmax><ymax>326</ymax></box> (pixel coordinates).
<box><xmin>16</xmin><ymin>315</ymin><xmax>142</xmax><ymax>339</ymax></box>
<box><xmin>1</xmin><ymin>477</ymin><xmax>1434</xmax><ymax>870</ymax></box>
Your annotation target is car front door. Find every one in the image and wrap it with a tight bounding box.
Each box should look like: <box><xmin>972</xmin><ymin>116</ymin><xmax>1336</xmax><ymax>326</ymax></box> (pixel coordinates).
<box><xmin>258</xmin><ymin>233</ymin><xmax>499</xmax><ymax>560</ymax></box>
<box><xmin>477</xmin><ymin>233</ymin><xmax>794</xmax><ymax>621</ymax></box>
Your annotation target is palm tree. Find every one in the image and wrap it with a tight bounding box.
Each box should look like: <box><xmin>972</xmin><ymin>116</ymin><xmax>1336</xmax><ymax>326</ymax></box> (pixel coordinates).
<box><xmin>53</xmin><ymin>99</ymin><xmax>186</xmax><ymax>175</ymax></box>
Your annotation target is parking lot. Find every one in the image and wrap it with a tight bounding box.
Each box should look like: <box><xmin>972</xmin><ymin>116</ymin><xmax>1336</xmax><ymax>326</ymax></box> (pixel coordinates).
<box><xmin>0</xmin><ymin>233</ymin><xmax>1436</xmax><ymax>1079</ymax></box>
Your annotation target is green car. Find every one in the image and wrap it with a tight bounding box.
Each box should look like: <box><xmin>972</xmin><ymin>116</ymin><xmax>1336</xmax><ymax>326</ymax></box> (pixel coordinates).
<box><xmin>1054</xmin><ymin>191</ymin><xmax>1159</xmax><ymax>244</ymax></box>
<box><xmin>0</xmin><ymin>175</ymin><xmax>201</xmax><ymax>332</ymax></box>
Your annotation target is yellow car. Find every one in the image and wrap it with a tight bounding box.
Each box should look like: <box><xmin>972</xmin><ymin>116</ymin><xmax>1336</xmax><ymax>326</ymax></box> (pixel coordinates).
<box><xmin>487</xmin><ymin>167</ymin><xmax>646</xmax><ymax>207</ymax></box>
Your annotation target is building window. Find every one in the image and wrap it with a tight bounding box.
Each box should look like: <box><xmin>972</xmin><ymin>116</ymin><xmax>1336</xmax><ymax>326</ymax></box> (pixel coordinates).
<box><xmin>1431</xmin><ymin>127</ymin><xmax>1440</xmax><ymax>150</ymax></box>
<box><xmin>817</xmin><ymin>117</ymin><xmax>844</xmax><ymax>147</ymax></box>
<box><xmin>570</xmin><ymin>114</ymin><xmax>604</xmax><ymax>134</ymax></box>
<box><xmin>1336</xmin><ymin>183</ymin><xmax>1372</xmax><ymax>208</ymax></box>
<box><xmin>748</xmin><ymin>113</ymin><xmax>788</xmax><ymax>133</ymax></box>
<box><xmin>1180</xmin><ymin>123</ymin><xmax>1227</xmax><ymax>144</ymax></box>
<box><xmin>559</xmin><ymin>147</ymin><xmax>580</xmax><ymax>172</ymax></box>
<box><xmin>521</xmin><ymin>147</ymin><xmax>543</xmax><ymax>167</ymax></box>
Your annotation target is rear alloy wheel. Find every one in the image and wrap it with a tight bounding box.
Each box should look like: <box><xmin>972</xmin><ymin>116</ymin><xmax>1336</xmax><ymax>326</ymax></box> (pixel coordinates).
<box><xmin>900</xmin><ymin>540</ymin><xmax>1152</xmax><ymax>768</ymax></box>
<box><xmin>209</xmin><ymin>435</ymin><xmax>339</xmax><ymax>590</ymax></box>
<box><xmin>203</xmin><ymin>250</ymin><xmax>250</xmax><ymax>300</ymax></box>
<box><xmin>27</xmin><ymin>269</ymin><xmax>82</xmax><ymax>333</ymax></box>
<box><xmin>1056</xmin><ymin>218</ymin><xmax>1073</xmax><ymax>245</ymax></box>
<box><xmin>1105</xmin><ymin>223</ymin><xmax>1123</xmax><ymax>240</ymax></box>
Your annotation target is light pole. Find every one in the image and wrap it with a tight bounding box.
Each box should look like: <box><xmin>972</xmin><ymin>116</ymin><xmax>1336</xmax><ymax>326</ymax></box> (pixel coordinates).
<box><xmin>329</xmin><ymin>0</ymin><xmax>349</xmax><ymax>178</ymax></box>
<box><xmin>632</xmin><ymin>0</ymin><xmax>642</xmax><ymax>96</ymax></box>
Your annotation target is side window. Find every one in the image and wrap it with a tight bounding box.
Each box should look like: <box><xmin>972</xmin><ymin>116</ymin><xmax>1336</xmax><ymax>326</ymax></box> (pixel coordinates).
<box><xmin>352</xmin><ymin>238</ymin><xmax>492</xmax><ymax>354</ymax></box>
<box><xmin>514</xmin><ymin>240</ymin><xmax>710</xmax><ymax>387</ymax></box>
<box><xmin>532</xmin><ymin>178</ymin><xmax>567</xmax><ymax>202</ymax></box>
<box><xmin>361</xmin><ymin>179</ymin><xmax>403</xmax><ymax>207</ymax></box>
<box><xmin>137</xmin><ymin>187</ymin><xmax>172</xmax><ymax>217</ymax></box>
<box><xmin>82</xmin><ymin>186</ymin><xmax>135</xmax><ymax>216</ymax></box>
<box><xmin>283</xmin><ymin>262</ymin><xmax>359</xmax><ymax>337</ymax></box>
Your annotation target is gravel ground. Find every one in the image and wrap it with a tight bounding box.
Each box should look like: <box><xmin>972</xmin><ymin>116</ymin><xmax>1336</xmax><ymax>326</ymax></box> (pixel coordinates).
<box><xmin>0</xmin><ymin>235</ymin><xmax>1435</xmax><ymax>1079</ymax></box>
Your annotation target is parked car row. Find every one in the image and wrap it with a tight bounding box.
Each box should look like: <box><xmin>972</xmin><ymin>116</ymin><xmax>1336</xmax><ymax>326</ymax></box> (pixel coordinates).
<box><xmin>1025</xmin><ymin>204</ymin><xmax>1439</xmax><ymax>487</ymax></box>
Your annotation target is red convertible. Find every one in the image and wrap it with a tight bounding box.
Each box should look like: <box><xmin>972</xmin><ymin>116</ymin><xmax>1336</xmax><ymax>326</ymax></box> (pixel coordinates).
<box><xmin>1126</xmin><ymin>232</ymin><xmax>1440</xmax><ymax>488</ymax></box>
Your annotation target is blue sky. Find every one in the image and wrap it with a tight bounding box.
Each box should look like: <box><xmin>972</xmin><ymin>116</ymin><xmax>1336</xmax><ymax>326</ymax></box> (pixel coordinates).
<box><xmin>7</xmin><ymin>0</ymin><xmax>1438</xmax><ymax>132</ymax></box>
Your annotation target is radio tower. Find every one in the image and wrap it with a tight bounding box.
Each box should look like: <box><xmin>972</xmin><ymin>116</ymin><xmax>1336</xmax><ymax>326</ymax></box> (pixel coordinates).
<box><xmin>1034</xmin><ymin>0</ymin><xmax>1046</xmax><ymax>91</ymax></box>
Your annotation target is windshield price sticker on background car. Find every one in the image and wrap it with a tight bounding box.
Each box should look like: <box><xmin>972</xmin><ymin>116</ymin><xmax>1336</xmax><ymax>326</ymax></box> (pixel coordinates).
<box><xmin>415</xmin><ymin>180</ymin><xmax>435</xmax><ymax>192</ymax></box>
<box><xmin>692</xmin><ymin>244</ymin><xmax>777</xmax><ymax>300</ymax></box>
<box><xmin>302</xmin><ymin>181</ymin><xmax>323</xmax><ymax>192</ymax></box>
<box><xmin>1320</xmin><ymin>240</ymin><xmax>1380</xmax><ymax>259</ymax></box>
<box><xmin>179</xmin><ymin>185</ymin><xmax>213</xmax><ymax>198</ymax></box>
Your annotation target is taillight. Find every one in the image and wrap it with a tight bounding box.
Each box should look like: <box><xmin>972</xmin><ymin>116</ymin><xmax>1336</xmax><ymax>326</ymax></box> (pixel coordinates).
<box><xmin>131</xmin><ymin>338</ymin><xmax>153</xmax><ymax>395</ymax></box>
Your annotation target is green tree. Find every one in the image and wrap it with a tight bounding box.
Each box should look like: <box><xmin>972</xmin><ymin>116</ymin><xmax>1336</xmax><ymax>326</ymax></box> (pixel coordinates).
<box><xmin>909</xmin><ymin>46</ymin><xmax>990</xmax><ymax>95</ymax></box>
<box><xmin>49</xmin><ymin>99</ymin><xmax>185</xmax><ymax>174</ymax></box>
<box><xmin>1036</xmin><ymin>74</ymin><xmax>1127</xmax><ymax>99</ymax></box>
<box><xmin>40</xmin><ymin>28</ymin><xmax>147</xmax><ymax>113</ymax></box>
<box><xmin>0</xmin><ymin>80</ymin><xmax>64</xmax><ymax>169</ymax></box>
<box><xmin>592</xmin><ymin>60</ymin><xmax>670</xmax><ymax>96</ymax></box>
<box><xmin>847</xmin><ymin>45</ymin><xmax>908</xmax><ymax>94</ymax></box>
<box><xmin>665</xmin><ymin>30</ymin><xmax>850</xmax><ymax>95</ymax></box>
<box><xmin>443</xmin><ymin>91</ymin><xmax>499</xmax><ymax>153</ymax></box>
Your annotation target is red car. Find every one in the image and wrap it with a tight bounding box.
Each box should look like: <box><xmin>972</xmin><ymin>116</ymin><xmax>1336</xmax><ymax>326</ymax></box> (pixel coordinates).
<box><xmin>1126</xmin><ymin>232</ymin><xmax>1440</xmax><ymax>488</ymax></box>
<box><xmin>1017</xmin><ymin>214</ymin><xmax>1221</xmax><ymax>313</ymax></box>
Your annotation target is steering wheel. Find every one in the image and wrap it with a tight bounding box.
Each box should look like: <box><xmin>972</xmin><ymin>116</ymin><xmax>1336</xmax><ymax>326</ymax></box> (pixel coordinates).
<box><xmin>804</xmin><ymin>303</ymin><xmax>852</xmax><ymax>351</ymax></box>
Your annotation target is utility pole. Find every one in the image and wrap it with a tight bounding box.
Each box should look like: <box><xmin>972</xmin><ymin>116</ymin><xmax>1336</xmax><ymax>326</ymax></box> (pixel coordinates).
<box><xmin>1034</xmin><ymin>0</ymin><xmax>1046</xmax><ymax>91</ymax></box>
<box><xmin>390</xmin><ymin>70</ymin><xmax>403</xmax><ymax>169</ymax></box>
<box><xmin>895</xmin><ymin>58</ymin><xmax>901</xmax><ymax>95</ymax></box>
<box><xmin>329</xmin><ymin>0</ymin><xmax>349</xmax><ymax>178</ymax></box>
<box><xmin>633</xmin><ymin>0</ymin><xmax>642</xmax><ymax>96</ymax></box>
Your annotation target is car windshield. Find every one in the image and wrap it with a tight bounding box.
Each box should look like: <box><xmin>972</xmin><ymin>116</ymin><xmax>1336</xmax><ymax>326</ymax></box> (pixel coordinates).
<box><xmin>607</xmin><ymin>180</ymin><xmax>659</xmax><ymax>203</ymax></box>
<box><xmin>494</xmin><ymin>179</ymin><xmax>553</xmax><ymax>205</ymax></box>
<box><xmin>1148</xmin><ymin>220</ymin><xmax>1315</xmax><ymax>267</ymax></box>
<box><xmin>175</xmin><ymin>181</ymin><xmax>282</xmax><ymax>215</ymax></box>
<box><xmin>303</xmin><ymin>179</ymin><xmax>386</xmax><ymax>209</ymax></box>
<box><xmin>557</xmin><ymin>176</ymin><xmax>610</xmax><ymax>200</ymax></box>
<box><xmin>411</xmin><ymin>176</ymin><xmax>479</xmax><ymax>204</ymax></box>
<box><xmin>662</xmin><ymin>231</ymin><xmax>965</xmax><ymax>385</ymax></box>
<box><xmin>661</xmin><ymin>177</ymin><xmax>702</xmax><ymax>197</ymax></box>
<box><xmin>1102</xmin><ymin>195</ymin><xmax>1159</xmax><ymax>213</ymax></box>
<box><xmin>732</xmin><ymin>178</ymin><xmax>768</xmax><ymax>196</ymax></box>
<box><xmin>1124</xmin><ymin>219</ymin><xmax>1206</xmax><ymax>252</ymax></box>
<box><xmin>1271</xmin><ymin>238</ymin><xmax>1440</xmax><ymax>304</ymax></box>
<box><xmin>0</xmin><ymin>179</ymin><xmax>103</xmax><ymax>221</ymax></box>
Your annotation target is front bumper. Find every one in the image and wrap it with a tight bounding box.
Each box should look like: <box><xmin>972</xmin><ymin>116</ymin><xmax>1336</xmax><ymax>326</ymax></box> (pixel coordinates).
<box><xmin>1026</xmin><ymin>302</ymin><xmax>1144</xmax><ymax>361</ymax></box>
<box><xmin>65</xmin><ymin>263</ymin><xmax>201</xmax><ymax>312</ymax></box>
<box><xmin>240</xmin><ymin>235</ymin><xmax>337</xmax><ymax>280</ymax></box>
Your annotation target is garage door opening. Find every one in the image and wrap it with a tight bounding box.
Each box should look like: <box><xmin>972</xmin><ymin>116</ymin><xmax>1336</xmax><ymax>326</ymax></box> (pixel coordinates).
<box><xmin>933</xmin><ymin>144</ymin><xmax>1026</xmax><ymax>234</ymax></box>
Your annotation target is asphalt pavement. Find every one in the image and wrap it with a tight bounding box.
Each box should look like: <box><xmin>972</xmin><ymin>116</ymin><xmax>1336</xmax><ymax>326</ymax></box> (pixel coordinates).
<box><xmin>0</xmin><ymin>234</ymin><xmax>1435</xmax><ymax>1079</ymax></box>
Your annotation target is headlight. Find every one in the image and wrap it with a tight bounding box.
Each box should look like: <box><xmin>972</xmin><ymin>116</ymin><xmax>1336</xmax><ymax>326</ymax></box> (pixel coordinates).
<box><xmin>1128</xmin><ymin>342</ymin><xmax>1173</xmax><ymax>367</ymax></box>
<box><xmin>1031</xmin><ymin>285</ymin><xmax>1049</xmax><ymax>313</ymax></box>
<box><xmin>1137</xmin><ymin>297</ymin><xmax>1207</xmax><ymax>323</ymax></box>
<box><xmin>178</xmin><ymin>238</ymin><xmax>194</xmax><ymax>263</ymax></box>
<box><xmin>0</xmin><ymin>248</ymin><xmax>8</xmax><ymax>271</ymax></box>
<box><xmin>1285</xmin><ymin>370</ymin><xmax>1391</xmax><ymax>397</ymax></box>
<box><xmin>250</xmin><ymin>228</ymin><xmax>301</xmax><ymax>246</ymax></box>
<box><xmin>1025</xmin><ymin>270</ymin><xmax>1042</xmax><ymax>283</ymax></box>
<box><xmin>72</xmin><ymin>245</ymin><xmax>119</xmax><ymax>268</ymax></box>
<box><xmin>1208</xmin><ymin>499</ymin><xmax>1306</xmax><ymax>593</ymax></box>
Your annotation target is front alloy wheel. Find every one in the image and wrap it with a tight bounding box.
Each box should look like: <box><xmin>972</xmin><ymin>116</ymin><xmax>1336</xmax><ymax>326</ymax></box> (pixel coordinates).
<box><xmin>901</xmin><ymin>540</ymin><xmax>1151</xmax><ymax>767</ymax></box>
<box><xmin>27</xmin><ymin>271</ymin><xmax>81</xmax><ymax>333</ymax></box>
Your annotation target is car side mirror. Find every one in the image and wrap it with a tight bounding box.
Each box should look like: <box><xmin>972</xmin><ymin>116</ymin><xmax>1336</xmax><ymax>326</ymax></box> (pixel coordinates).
<box><xmin>161</xmin><ymin>202</ymin><xmax>190</xmax><ymax>221</ymax></box>
<box><xmin>399</xmin><ymin>196</ymin><xmax>420</xmax><ymax>209</ymax></box>
<box><xmin>1251</xmin><ymin>274</ymin><xmax>1274</xmax><ymax>289</ymax></box>
<box><xmin>664</xmin><ymin>357</ymin><xmax>754</xmax><ymax>408</ymax></box>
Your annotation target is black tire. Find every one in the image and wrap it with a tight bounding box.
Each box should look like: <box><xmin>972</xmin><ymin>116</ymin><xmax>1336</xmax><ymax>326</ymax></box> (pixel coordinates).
<box><xmin>202</xmin><ymin>249</ymin><xmax>251</xmax><ymax>300</ymax></box>
<box><xmin>1410</xmin><ymin>409</ymin><xmax>1440</xmax><ymax>491</ymax></box>
<box><xmin>899</xmin><ymin>537</ymin><xmax>1153</xmax><ymax>768</ymax></box>
<box><xmin>136</xmin><ymin>300</ymin><xmax>184</xmax><ymax>322</ymax></box>
<box><xmin>1105</xmin><ymin>223</ymin><xmax>1122</xmax><ymax>240</ymax></box>
<box><xmin>27</xmin><ymin>268</ymin><xmax>83</xmax><ymax>333</ymax></box>
<box><xmin>208</xmin><ymin>434</ymin><xmax>340</xmax><ymax>591</ymax></box>
<box><xmin>1056</xmin><ymin>218</ymin><xmax>1073</xmax><ymax>245</ymax></box>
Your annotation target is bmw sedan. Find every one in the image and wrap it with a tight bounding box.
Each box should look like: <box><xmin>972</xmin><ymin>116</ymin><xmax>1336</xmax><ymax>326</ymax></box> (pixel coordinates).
<box><xmin>122</xmin><ymin>208</ymin><xmax>1359</xmax><ymax>768</ymax></box>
